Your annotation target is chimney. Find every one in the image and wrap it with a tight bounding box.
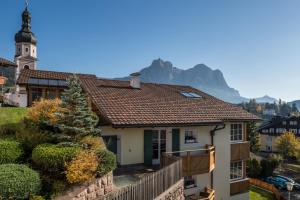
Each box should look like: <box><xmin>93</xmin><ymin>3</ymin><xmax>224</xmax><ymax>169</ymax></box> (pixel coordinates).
<box><xmin>130</xmin><ymin>72</ymin><xmax>141</xmax><ymax>89</ymax></box>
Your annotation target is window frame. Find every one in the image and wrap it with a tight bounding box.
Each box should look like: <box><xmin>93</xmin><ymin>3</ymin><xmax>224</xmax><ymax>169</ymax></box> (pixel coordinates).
<box><xmin>230</xmin><ymin>161</ymin><xmax>243</xmax><ymax>181</ymax></box>
<box><xmin>230</xmin><ymin>123</ymin><xmax>243</xmax><ymax>142</ymax></box>
<box><xmin>184</xmin><ymin>129</ymin><xmax>197</xmax><ymax>144</ymax></box>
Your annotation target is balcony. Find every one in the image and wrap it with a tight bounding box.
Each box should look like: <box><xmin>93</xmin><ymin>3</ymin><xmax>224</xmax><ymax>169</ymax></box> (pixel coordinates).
<box><xmin>162</xmin><ymin>145</ymin><xmax>215</xmax><ymax>176</ymax></box>
<box><xmin>230</xmin><ymin>178</ymin><xmax>249</xmax><ymax>196</ymax></box>
<box><xmin>185</xmin><ymin>188</ymin><xmax>215</xmax><ymax>200</ymax></box>
<box><xmin>231</xmin><ymin>141</ymin><xmax>250</xmax><ymax>161</ymax></box>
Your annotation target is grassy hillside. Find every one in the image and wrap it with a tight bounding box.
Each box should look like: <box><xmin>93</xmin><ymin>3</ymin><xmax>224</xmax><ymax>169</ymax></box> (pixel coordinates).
<box><xmin>0</xmin><ymin>107</ymin><xmax>27</xmax><ymax>126</ymax></box>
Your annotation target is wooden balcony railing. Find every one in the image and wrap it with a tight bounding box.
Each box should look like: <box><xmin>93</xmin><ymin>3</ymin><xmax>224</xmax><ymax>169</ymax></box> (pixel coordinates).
<box><xmin>230</xmin><ymin>178</ymin><xmax>249</xmax><ymax>196</ymax></box>
<box><xmin>231</xmin><ymin>142</ymin><xmax>250</xmax><ymax>161</ymax></box>
<box><xmin>162</xmin><ymin>145</ymin><xmax>215</xmax><ymax>176</ymax></box>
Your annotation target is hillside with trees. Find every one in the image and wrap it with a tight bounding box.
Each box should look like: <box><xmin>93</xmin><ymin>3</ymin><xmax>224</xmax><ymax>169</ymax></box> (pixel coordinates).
<box><xmin>240</xmin><ymin>99</ymin><xmax>299</xmax><ymax>120</ymax></box>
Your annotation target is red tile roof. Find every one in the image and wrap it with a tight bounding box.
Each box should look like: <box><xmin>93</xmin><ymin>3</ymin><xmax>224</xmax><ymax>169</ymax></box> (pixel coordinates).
<box><xmin>80</xmin><ymin>78</ymin><xmax>260</xmax><ymax>127</ymax></box>
<box><xmin>17</xmin><ymin>69</ymin><xmax>97</xmax><ymax>85</ymax></box>
<box><xmin>0</xmin><ymin>57</ymin><xmax>17</xmax><ymax>67</ymax></box>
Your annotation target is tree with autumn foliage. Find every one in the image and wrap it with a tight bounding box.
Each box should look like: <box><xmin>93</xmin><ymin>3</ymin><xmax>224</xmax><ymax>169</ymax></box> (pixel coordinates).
<box><xmin>26</xmin><ymin>98</ymin><xmax>62</xmax><ymax>127</ymax></box>
<box><xmin>276</xmin><ymin>132</ymin><xmax>300</xmax><ymax>159</ymax></box>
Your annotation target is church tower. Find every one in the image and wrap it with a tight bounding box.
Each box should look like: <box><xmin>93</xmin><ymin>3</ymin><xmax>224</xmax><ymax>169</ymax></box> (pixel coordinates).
<box><xmin>14</xmin><ymin>4</ymin><xmax>37</xmax><ymax>80</ymax></box>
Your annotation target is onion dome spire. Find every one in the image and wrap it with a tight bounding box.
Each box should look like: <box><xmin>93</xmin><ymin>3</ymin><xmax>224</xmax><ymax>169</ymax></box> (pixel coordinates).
<box><xmin>15</xmin><ymin>3</ymin><xmax>37</xmax><ymax>45</ymax></box>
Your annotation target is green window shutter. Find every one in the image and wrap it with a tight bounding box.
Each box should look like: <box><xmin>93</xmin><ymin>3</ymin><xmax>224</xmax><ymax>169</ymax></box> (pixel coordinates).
<box><xmin>103</xmin><ymin>136</ymin><xmax>118</xmax><ymax>154</ymax></box>
<box><xmin>144</xmin><ymin>130</ymin><xmax>153</xmax><ymax>166</ymax></box>
<box><xmin>172</xmin><ymin>129</ymin><xmax>180</xmax><ymax>154</ymax></box>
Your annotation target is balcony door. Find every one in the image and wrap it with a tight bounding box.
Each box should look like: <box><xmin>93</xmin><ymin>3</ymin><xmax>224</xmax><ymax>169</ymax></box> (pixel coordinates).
<box><xmin>152</xmin><ymin>130</ymin><xmax>166</xmax><ymax>165</ymax></box>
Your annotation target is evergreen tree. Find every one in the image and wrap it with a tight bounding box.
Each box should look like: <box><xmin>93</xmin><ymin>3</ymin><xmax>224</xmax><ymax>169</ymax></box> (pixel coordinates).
<box><xmin>247</xmin><ymin>121</ymin><xmax>260</xmax><ymax>153</ymax></box>
<box><xmin>57</xmin><ymin>74</ymin><xmax>100</xmax><ymax>141</ymax></box>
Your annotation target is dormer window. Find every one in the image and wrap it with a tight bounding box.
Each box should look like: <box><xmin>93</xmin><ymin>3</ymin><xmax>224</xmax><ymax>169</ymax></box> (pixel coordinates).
<box><xmin>181</xmin><ymin>92</ymin><xmax>202</xmax><ymax>98</ymax></box>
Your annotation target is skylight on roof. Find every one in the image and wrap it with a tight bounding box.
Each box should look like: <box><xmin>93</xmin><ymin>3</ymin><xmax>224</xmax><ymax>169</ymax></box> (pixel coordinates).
<box><xmin>181</xmin><ymin>92</ymin><xmax>202</xmax><ymax>98</ymax></box>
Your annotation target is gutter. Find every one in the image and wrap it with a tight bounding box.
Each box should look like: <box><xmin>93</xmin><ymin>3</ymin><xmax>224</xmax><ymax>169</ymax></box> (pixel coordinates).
<box><xmin>209</xmin><ymin>123</ymin><xmax>226</xmax><ymax>190</ymax></box>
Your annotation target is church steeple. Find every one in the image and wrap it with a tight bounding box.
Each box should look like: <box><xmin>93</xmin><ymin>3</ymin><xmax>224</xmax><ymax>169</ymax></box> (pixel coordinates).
<box><xmin>15</xmin><ymin>5</ymin><xmax>37</xmax><ymax>45</ymax></box>
<box><xmin>14</xmin><ymin>3</ymin><xmax>37</xmax><ymax>75</ymax></box>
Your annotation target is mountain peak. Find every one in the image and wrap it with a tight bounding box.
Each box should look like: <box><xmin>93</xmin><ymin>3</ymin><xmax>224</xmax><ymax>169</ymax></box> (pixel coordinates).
<box><xmin>118</xmin><ymin>58</ymin><xmax>246</xmax><ymax>103</ymax></box>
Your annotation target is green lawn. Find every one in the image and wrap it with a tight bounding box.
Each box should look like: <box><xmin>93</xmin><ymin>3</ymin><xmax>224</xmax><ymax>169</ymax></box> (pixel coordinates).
<box><xmin>250</xmin><ymin>186</ymin><xmax>276</xmax><ymax>200</ymax></box>
<box><xmin>0</xmin><ymin>107</ymin><xmax>27</xmax><ymax>126</ymax></box>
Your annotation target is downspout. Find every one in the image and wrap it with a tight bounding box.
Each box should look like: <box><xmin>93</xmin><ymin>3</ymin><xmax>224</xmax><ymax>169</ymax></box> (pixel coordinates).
<box><xmin>209</xmin><ymin>124</ymin><xmax>226</xmax><ymax>189</ymax></box>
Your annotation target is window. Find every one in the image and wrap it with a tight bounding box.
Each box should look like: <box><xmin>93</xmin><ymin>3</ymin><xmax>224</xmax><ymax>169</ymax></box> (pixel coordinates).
<box><xmin>290</xmin><ymin>129</ymin><xmax>297</xmax><ymax>134</ymax></box>
<box><xmin>181</xmin><ymin>92</ymin><xmax>202</xmax><ymax>98</ymax></box>
<box><xmin>31</xmin><ymin>88</ymin><xmax>43</xmax><ymax>103</ymax></box>
<box><xmin>262</xmin><ymin>129</ymin><xmax>269</xmax><ymax>133</ymax></box>
<box><xmin>283</xmin><ymin>121</ymin><xmax>287</xmax><ymax>125</ymax></box>
<box><xmin>230</xmin><ymin>124</ymin><xmax>243</xmax><ymax>142</ymax></box>
<box><xmin>26</xmin><ymin>48</ymin><xmax>29</xmax><ymax>52</ymax></box>
<box><xmin>290</xmin><ymin>121</ymin><xmax>297</xmax><ymax>126</ymax></box>
<box><xmin>23</xmin><ymin>65</ymin><xmax>30</xmax><ymax>69</ymax></box>
<box><xmin>184</xmin><ymin>129</ymin><xmax>197</xmax><ymax>143</ymax></box>
<box><xmin>230</xmin><ymin>161</ymin><xmax>243</xmax><ymax>180</ymax></box>
<box><xmin>46</xmin><ymin>89</ymin><xmax>57</xmax><ymax>99</ymax></box>
<box><xmin>184</xmin><ymin>176</ymin><xmax>196</xmax><ymax>189</ymax></box>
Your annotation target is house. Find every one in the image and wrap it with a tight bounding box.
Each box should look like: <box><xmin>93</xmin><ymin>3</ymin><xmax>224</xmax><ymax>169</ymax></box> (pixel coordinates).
<box><xmin>258</xmin><ymin>115</ymin><xmax>300</xmax><ymax>152</ymax></box>
<box><xmin>16</xmin><ymin>68</ymin><xmax>259</xmax><ymax>200</ymax></box>
<box><xmin>3</xmin><ymin>5</ymin><xmax>260</xmax><ymax>200</ymax></box>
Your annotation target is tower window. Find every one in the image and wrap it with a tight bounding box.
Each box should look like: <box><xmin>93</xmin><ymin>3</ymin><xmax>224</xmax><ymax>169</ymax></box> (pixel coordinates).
<box><xmin>26</xmin><ymin>48</ymin><xmax>29</xmax><ymax>52</ymax></box>
<box><xmin>24</xmin><ymin>65</ymin><xmax>30</xmax><ymax>69</ymax></box>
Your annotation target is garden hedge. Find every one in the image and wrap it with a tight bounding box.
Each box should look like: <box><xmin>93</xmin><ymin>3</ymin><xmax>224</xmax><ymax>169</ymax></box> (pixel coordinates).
<box><xmin>0</xmin><ymin>164</ymin><xmax>41</xmax><ymax>199</ymax></box>
<box><xmin>32</xmin><ymin>144</ymin><xmax>80</xmax><ymax>174</ymax></box>
<box><xmin>95</xmin><ymin>149</ymin><xmax>117</xmax><ymax>176</ymax></box>
<box><xmin>0</xmin><ymin>139</ymin><xmax>24</xmax><ymax>164</ymax></box>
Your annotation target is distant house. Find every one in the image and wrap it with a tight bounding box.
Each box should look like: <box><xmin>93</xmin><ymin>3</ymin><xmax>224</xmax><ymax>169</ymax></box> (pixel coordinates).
<box><xmin>257</xmin><ymin>116</ymin><xmax>300</xmax><ymax>152</ymax></box>
<box><xmin>262</xmin><ymin>109</ymin><xmax>276</xmax><ymax>116</ymax></box>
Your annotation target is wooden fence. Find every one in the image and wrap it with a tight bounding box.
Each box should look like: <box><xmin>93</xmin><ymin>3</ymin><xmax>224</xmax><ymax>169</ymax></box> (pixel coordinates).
<box><xmin>99</xmin><ymin>158</ymin><xmax>182</xmax><ymax>200</ymax></box>
<box><xmin>249</xmin><ymin>178</ymin><xmax>286</xmax><ymax>200</ymax></box>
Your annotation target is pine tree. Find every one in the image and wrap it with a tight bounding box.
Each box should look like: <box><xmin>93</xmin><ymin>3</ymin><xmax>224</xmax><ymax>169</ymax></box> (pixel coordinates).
<box><xmin>57</xmin><ymin>74</ymin><xmax>100</xmax><ymax>141</ymax></box>
<box><xmin>247</xmin><ymin>121</ymin><xmax>260</xmax><ymax>153</ymax></box>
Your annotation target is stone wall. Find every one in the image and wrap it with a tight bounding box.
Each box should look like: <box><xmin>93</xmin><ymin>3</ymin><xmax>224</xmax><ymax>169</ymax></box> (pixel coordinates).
<box><xmin>55</xmin><ymin>172</ymin><xmax>113</xmax><ymax>200</ymax></box>
<box><xmin>154</xmin><ymin>179</ymin><xmax>185</xmax><ymax>200</ymax></box>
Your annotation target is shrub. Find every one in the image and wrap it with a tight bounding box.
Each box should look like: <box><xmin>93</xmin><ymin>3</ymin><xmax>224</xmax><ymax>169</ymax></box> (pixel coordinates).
<box><xmin>32</xmin><ymin>144</ymin><xmax>80</xmax><ymax>175</ymax></box>
<box><xmin>80</xmin><ymin>136</ymin><xmax>106</xmax><ymax>151</ymax></box>
<box><xmin>0</xmin><ymin>139</ymin><xmax>23</xmax><ymax>164</ymax></box>
<box><xmin>247</xmin><ymin>158</ymin><xmax>261</xmax><ymax>178</ymax></box>
<box><xmin>26</xmin><ymin>98</ymin><xmax>62</xmax><ymax>126</ymax></box>
<box><xmin>66</xmin><ymin>150</ymin><xmax>98</xmax><ymax>184</ymax></box>
<box><xmin>260</xmin><ymin>158</ymin><xmax>279</xmax><ymax>177</ymax></box>
<box><xmin>276</xmin><ymin>132</ymin><xmax>300</xmax><ymax>159</ymax></box>
<box><xmin>0</xmin><ymin>164</ymin><xmax>41</xmax><ymax>199</ymax></box>
<box><xmin>16</xmin><ymin>125</ymin><xmax>53</xmax><ymax>153</ymax></box>
<box><xmin>95</xmin><ymin>149</ymin><xmax>117</xmax><ymax>176</ymax></box>
<box><xmin>0</xmin><ymin>123</ymin><xmax>19</xmax><ymax>138</ymax></box>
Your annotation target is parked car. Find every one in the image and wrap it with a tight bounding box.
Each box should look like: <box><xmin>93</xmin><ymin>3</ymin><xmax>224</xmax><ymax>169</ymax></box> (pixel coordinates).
<box><xmin>266</xmin><ymin>176</ymin><xmax>287</xmax><ymax>190</ymax></box>
<box><xmin>274</xmin><ymin>175</ymin><xmax>300</xmax><ymax>190</ymax></box>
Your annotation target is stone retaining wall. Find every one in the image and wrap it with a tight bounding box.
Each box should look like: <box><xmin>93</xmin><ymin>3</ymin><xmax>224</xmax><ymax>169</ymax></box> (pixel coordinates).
<box><xmin>154</xmin><ymin>179</ymin><xmax>185</xmax><ymax>200</ymax></box>
<box><xmin>55</xmin><ymin>172</ymin><xmax>113</xmax><ymax>200</ymax></box>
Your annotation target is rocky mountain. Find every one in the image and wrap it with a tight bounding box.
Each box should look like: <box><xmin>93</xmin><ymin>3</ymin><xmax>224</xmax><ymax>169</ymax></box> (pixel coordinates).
<box><xmin>254</xmin><ymin>95</ymin><xmax>278</xmax><ymax>104</ymax></box>
<box><xmin>119</xmin><ymin>59</ymin><xmax>248</xmax><ymax>103</ymax></box>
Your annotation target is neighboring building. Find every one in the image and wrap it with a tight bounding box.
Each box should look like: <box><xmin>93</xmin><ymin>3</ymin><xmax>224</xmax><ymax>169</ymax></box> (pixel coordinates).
<box><xmin>16</xmin><ymin>69</ymin><xmax>96</xmax><ymax>106</ymax></box>
<box><xmin>258</xmin><ymin>116</ymin><xmax>300</xmax><ymax>152</ymax></box>
<box><xmin>262</xmin><ymin>109</ymin><xmax>276</xmax><ymax>116</ymax></box>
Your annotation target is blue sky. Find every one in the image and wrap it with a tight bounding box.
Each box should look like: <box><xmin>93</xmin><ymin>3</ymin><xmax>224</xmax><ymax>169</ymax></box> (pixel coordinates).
<box><xmin>1</xmin><ymin>0</ymin><xmax>300</xmax><ymax>101</ymax></box>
